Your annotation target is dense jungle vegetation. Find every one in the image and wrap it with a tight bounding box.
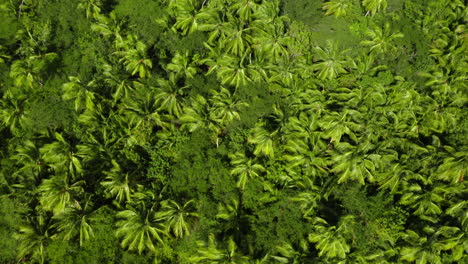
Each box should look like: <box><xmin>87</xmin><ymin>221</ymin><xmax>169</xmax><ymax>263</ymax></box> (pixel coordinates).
<box><xmin>0</xmin><ymin>0</ymin><xmax>467</xmax><ymax>263</ymax></box>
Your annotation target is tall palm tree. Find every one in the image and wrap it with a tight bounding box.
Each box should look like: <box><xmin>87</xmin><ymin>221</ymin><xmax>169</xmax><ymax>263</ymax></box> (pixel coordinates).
<box><xmin>322</xmin><ymin>0</ymin><xmax>350</xmax><ymax>18</ymax></box>
<box><xmin>62</xmin><ymin>76</ymin><xmax>96</xmax><ymax>112</ymax></box>
<box><xmin>121</xmin><ymin>85</ymin><xmax>171</xmax><ymax>133</ymax></box>
<box><xmin>154</xmin><ymin>74</ymin><xmax>188</xmax><ymax>117</ymax></box>
<box><xmin>154</xmin><ymin>199</ymin><xmax>198</xmax><ymax>238</ymax></box>
<box><xmin>350</xmin><ymin>52</ymin><xmax>387</xmax><ymax>78</ymax></box>
<box><xmin>308</xmin><ymin>217</ymin><xmax>351</xmax><ymax>260</ymax></box>
<box><xmin>377</xmin><ymin>163</ymin><xmax>417</xmax><ymax>193</ymax></box>
<box><xmin>53</xmin><ymin>197</ymin><xmax>96</xmax><ymax>246</ymax></box>
<box><xmin>248</xmin><ymin>124</ymin><xmax>276</xmax><ymax>158</ymax></box>
<box><xmin>446</xmin><ymin>200</ymin><xmax>468</xmax><ymax>232</ymax></box>
<box><xmin>221</xmin><ymin>19</ymin><xmax>254</xmax><ymax>56</ymax></box>
<box><xmin>101</xmin><ymin>62</ymin><xmax>137</xmax><ymax>102</ymax></box>
<box><xmin>330</xmin><ymin>142</ymin><xmax>381</xmax><ymax>185</ymax></box>
<box><xmin>39</xmin><ymin>132</ymin><xmax>86</xmax><ymax>179</ymax></box>
<box><xmin>170</xmin><ymin>0</ymin><xmax>203</xmax><ymax>35</ymax></box>
<box><xmin>101</xmin><ymin>159</ymin><xmax>133</xmax><ymax>204</ymax></box>
<box><xmin>360</xmin><ymin>23</ymin><xmax>404</xmax><ymax>54</ymax></box>
<box><xmin>166</xmin><ymin>51</ymin><xmax>198</xmax><ymax>79</ymax></box>
<box><xmin>0</xmin><ymin>44</ymin><xmax>10</xmax><ymax>64</ymax></box>
<box><xmin>230</xmin><ymin>0</ymin><xmax>259</xmax><ymax>22</ymax></box>
<box><xmin>252</xmin><ymin>21</ymin><xmax>291</xmax><ymax>63</ymax></box>
<box><xmin>209</xmin><ymin>87</ymin><xmax>249</xmax><ymax>126</ymax></box>
<box><xmin>114</xmin><ymin>35</ymin><xmax>153</xmax><ymax>78</ymax></box>
<box><xmin>290</xmin><ymin>189</ymin><xmax>321</xmax><ymax>219</ymax></box>
<box><xmin>210</xmin><ymin>54</ymin><xmax>256</xmax><ymax>88</ymax></box>
<box><xmin>9</xmin><ymin>53</ymin><xmax>58</xmax><ymax>90</ymax></box>
<box><xmin>229</xmin><ymin>152</ymin><xmax>266</xmax><ymax>190</ymax></box>
<box><xmin>14</xmin><ymin>212</ymin><xmax>54</xmax><ymax>264</ymax></box>
<box><xmin>180</xmin><ymin>94</ymin><xmax>220</xmax><ymax>134</ymax></box>
<box><xmin>362</xmin><ymin>0</ymin><xmax>387</xmax><ymax>16</ymax></box>
<box><xmin>115</xmin><ymin>200</ymin><xmax>167</xmax><ymax>254</ymax></box>
<box><xmin>270</xmin><ymin>241</ymin><xmax>310</xmax><ymax>264</ymax></box>
<box><xmin>189</xmin><ymin>234</ymin><xmax>250</xmax><ymax>263</ymax></box>
<box><xmin>197</xmin><ymin>6</ymin><xmax>229</xmax><ymax>44</ymax></box>
<box><xmin>399</xmin><ymin>183</ymin><xmax>447</xmax><ymax>219</ymax></box>
<box><xmin>77</xmin><ymin>0</ymin><xmax>102</xmax><ymax>19</ymax></box>
<box><xmin>436</xmin><ymin>145</ymin><xmax>466</xmax><ymax>184</ymax></box>
<box><xmin>285</xmin><ymin>112</ymin><xmax>327</xmax><ymax>151</ymax></box>
<box><xmin>400</xmin><ymin>226</ymin><xmax>464</xmax><ymax>263</ymax></box>
<box><xmin>0</xmin><ymin>90</ymin><xmax>31</xmax><ymax>135</ymax></box>
<box><xmin>37</xmin><ymin>175</ymin><xmax>84</xmax><ymax>215</ymax></box>
<box><xmin>312</xmin><ymin>41</ymin><xmax>349</xmax><ymax>80</ymax></box>
<box><xmin>318</xmin><ymin>110</ymin><xmax>361</xmax><ymax>144</ymax></box>
<box><xmin>283</xmin><ymin>140</ymin><xmax>328</xmax><ymax>180</ymax></box>
<box><xmin>10</xmin><ymin>140</ymin><xmax>46</xmax><ymax>183</ymax></box>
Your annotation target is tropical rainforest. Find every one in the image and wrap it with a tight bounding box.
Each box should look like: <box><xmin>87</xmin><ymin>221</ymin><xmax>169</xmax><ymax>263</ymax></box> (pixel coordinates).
<box><xmin>0</xmin><ymin>0</ymin><xmax>466</xmax><ymax>263</ymax></box>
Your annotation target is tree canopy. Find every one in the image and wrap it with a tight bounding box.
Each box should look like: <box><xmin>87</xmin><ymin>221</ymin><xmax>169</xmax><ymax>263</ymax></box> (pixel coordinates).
<box><xmin>0</xmin><ymin>0</ymin><xmax>466</xmax><ymax>263</ymax></box>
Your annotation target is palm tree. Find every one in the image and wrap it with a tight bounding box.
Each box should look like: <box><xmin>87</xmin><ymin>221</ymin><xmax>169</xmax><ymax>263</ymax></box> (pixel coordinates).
<box><xmin>248</xmin><ymin>124</ymin><xmax>276</xmax><ymax>158</ymax></box>
<box><xmin>10</xmin><ymin>140</ymin><xmax>46</xmax><ymax>185</ymax></box>
<box><xmin>330</xmin><ymin>142</ymin><xmax>381</xmax><ymax>185</ymax></box>
<box><xmin>400</xmin><ymin>226</ymin><xmax>464</xmax><ymax>263</ymax></box>
<box><xmin>209</xmin><ymin>87</ymin><xmax>249</xmax><ymax>126</ymax></box>
<box><xmin>221</xmin><ymin>19</ymin><xmax>254</xmax><ymax>56</ymax></box>
<box><xmin>77</xmin><ymin>0</ymin><xmax>102</xmax><ymax>19</ymax></box>
<box><xmin>446</xmin><ymin>200</ymin><xmax>468</xmax><ymax>232</ymax></box>
<box><xmin>9</xmin><ymin>59</ymin><xmax>36</xmax><ymax>90</ymax></box>
<box><xmin>166</xmin><ymin>51</ymin><xmax>198</xmax><ymax>79</ymax></box>
<box><xmin>322</xmin><ymin>0</ymin><xmax>350</xmax><ymax>18</ymax></box>
<box><xmin>229</xmin><ymin>152</ymin><xmax>266</xmax><ymax>190</ymax></box>
<box><xmin>436</xmin><ymin>145</ymin><xmax>466</xmax><ymax>184</ymax></box>
<box><xmin>377</xmin><ymin>163</ymin><xmax>416</xmax><ymax>193</ymax></box>
<box><xmin>230</xmin><ymin>0</ymin><xmax>259</xmax><ymax>22</ymax></box>
<box><xmin>350</xmin><ymin>52</ymin><xmax>387</xmax><ymax>78</ymax></box>
<box><xmin>9</xmin><ymin>53</ymin><xmax>58</xmax><ymax>90</ymax></box>
<box><xmin>399</xmin><ymin>183</ymin><xmax>447</xmax><ymax>219</ymax></box>
<box><xmin>39</xmin><ymin>132</ymin><xmax>86</xmax><ymax>179</ymax></box>
<box><xmin>189</xmin><ymin>234</ymin><xmax>250</xmax><ymax>263</ymax></box>
<box><xmin>101</xmin><ymin>159</ymin><xmax>133</xmax><ymax>204</ymax></box>
<box><xmin>252</xmin><ymin>21</ymin><xmax>291</xmax><ymax>62</ymax></box>
<box><xmin>318</xmin><ymin>110</ymin><xmax>361</xmax><ymax>143</ymax></box>
<box><xmin>154</xmin><ymin>74</ymin><xmax>188</xmax><ymax>117</ymax></box>
<box><xmin>115</xmin><ymin>200</ymin><xmax>167</xmax><ymax>254</ymax></box>
<box><xmin>154</xmin><ymin>199</ymin><xmax>198</xmax><ymax>238</ymax></box>
<box><xmin>37</xmin><ymin>175</ymin><xmax>84</xmax><ymax>215</ymax></box>
<box><xmin>270</xmin><ymin>241</ymin><xmax>310</xmax><ymax>264</ymax></box>
<box><xmin>53</xmin><ymin>197</ymin><xmax>95</xmax><ymax>246</ymax></box>
<box><xmin>14</xmin><ymin>212</ymin><xmax>54</xmax><ymax>264</ymax></box>
<box><xmin>252</xmin><ymin>0</ymin><xmax>283</xmax><ymax>24</ymax></box>
<box><xmin>62</xmin><ymin>76</ymin><xmax>96</xmax><ymax>112</ymax></box>
<box><xmin>114</xmin><ymin>35</ymin><xmax>153</xmax><ymax>78</ymax></box>
<box><xmin>121</xmin><ymin>85</ymin><xmax>171</xmax><ymax>133</ymax></box>
<box><xmin>101</xmin><ymin>62</ymin><xmax>137</xmax><ymax>102</ymax></box>
<box><xmin>0</xmin><ymin>90</ymin><xmax>31</xmax><ymax>135</ymax></box>
<box><xmin>312</xmin><ymin>41</ymin><xmax>349</xmax><ymax>80</ymax></box>
<box><xmin>0</xmin><ymin>44</ymin><xmax>10</xmax><ymax>64</ymax></box>
<box><xmin>308</xmin><ymin>217</ymin><xmax>350</xmax><ymax>260</ymax></box>
<box><xmin>360</xmin><ymin>23</ymin><xmax>404</xmax><ymax>54</ymax></box>
<box><xmin>285</xmin><ymin>112</ymin><xmax>327</xmax><ymax>151</ymax></box>
<box><xmin>362</xmin><ymin>0</ymin><xmax>387</xmax><ymax>16</ymax></box>
<box><xmin>196</xmin><ymin>3</ymin><xmax>230</xmax><ymax>43</ymax></box>
<box><xmin>170</xmin><ymin>0</ymin><xmax>202</xmax><ymax>35</ymax></box>
<box><xmin>210</xmin><ymin>54</ymin><xmax>256</xmax><ymax>88</ymax></box>
<box><xmin>290</xmin><ymin>189</ymin><xmax>321</xmax><ymax>219</ymax></box>
<box><xmin>180</xmin><ymin>94</ymin><xmax>220</xmax><ymax>134</ymax></box>
<box><xmin>283</xmin><ymin>141</ymin><xmax>328</xmax><ymax>180</ymax></box>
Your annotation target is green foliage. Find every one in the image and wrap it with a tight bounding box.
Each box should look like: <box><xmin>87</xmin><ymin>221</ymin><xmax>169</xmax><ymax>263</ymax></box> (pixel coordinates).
<box><xmin>0</xmin><ymin>0</ymin><xmax>466</xmax><ymax>262</ymax></box>
<box><xmin>0</xmin><ymin>196</ymin><xmax>20</xmax><ymax>263</ymax></box>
